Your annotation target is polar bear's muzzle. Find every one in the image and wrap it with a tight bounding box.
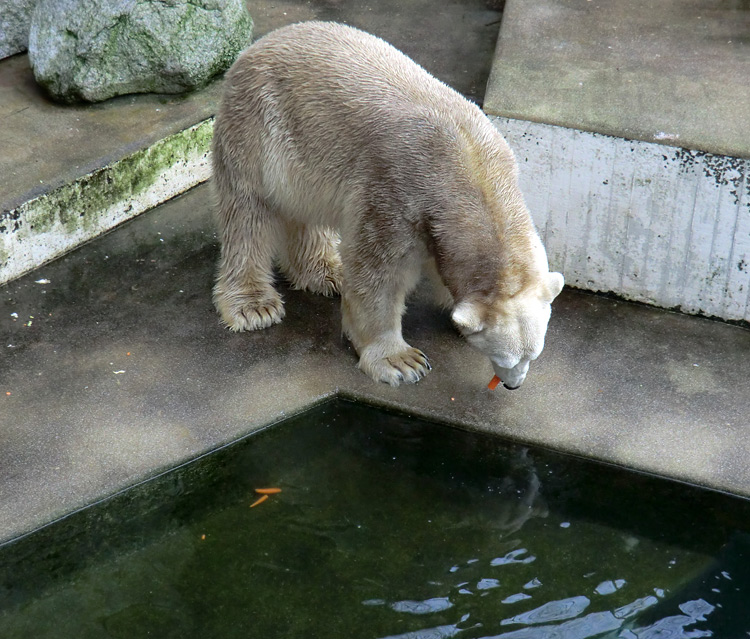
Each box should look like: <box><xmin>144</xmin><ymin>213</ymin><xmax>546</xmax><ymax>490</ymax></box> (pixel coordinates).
<box><xmin>491</xmin><ymin>358</ymin><xmax>530</xmax><ymax>390</ymax></box>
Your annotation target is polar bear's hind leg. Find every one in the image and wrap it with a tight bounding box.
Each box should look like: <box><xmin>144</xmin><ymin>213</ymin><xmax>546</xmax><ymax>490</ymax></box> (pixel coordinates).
<box><xmin>278</xmin><ymin>221</ymin><xmax>343</xmax><ymax>297</ymax></box>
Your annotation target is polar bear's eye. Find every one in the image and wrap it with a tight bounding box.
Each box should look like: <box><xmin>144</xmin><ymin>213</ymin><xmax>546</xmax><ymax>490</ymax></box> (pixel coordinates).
<box><xmin>529</xmin><ymin>342</ymin><xmax>545</xmax><ymax>361</ymax></box>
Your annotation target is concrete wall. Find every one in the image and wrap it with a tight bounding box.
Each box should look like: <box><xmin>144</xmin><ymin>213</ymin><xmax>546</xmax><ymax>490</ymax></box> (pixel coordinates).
<box><xmin>0</xmin><ymin>119</ymin><xmax>213</xmax><ymax>285</ymax></box>
<box><xmin>492</xmin><ymin>116</ymin><xmax>750</xmax><ymax>323</ymax></box>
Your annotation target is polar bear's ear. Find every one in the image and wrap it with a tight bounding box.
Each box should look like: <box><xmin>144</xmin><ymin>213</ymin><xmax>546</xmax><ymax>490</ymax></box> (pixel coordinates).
<box><xmin>451</xmin><ymin>300</ymin><xmax>484</xmax><ymax>334</ymax></box>
<box><xmin>543</xmin><ymin>272</ymin><xmax>564</xmax><ymax>302</ymax></box>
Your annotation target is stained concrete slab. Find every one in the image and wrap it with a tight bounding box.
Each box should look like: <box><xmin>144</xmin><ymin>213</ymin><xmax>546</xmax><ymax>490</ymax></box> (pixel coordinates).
<box><xmin>485</xmin><ymin>0</ymin><xmax>750</xmax><ymax>158</ymax></box>
<box><xmin>2</xmin><ymin>184</ymin><xmax>750</xmax><ymax>545</ymax></box>
<box><xmin>0</xmin><ymin>53</ymin><xmax>222</xmax><ymax>213</ymax></box>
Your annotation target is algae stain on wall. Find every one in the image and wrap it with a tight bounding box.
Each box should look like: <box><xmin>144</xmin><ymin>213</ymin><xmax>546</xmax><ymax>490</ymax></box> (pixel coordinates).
<box><xmin>491</xmin><ymin>115</ymin><xmax>750</xmax><ymax>324</ymax></box>
<box><xmin>0</xmin><ymin>118</ymin><xmax>214</xmax><ymax>285</ymax></box>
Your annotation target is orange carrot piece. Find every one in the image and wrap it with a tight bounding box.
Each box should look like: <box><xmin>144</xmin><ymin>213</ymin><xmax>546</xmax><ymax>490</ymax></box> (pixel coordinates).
<box><xmin>254</xmin><ymin>487</ymin><xmax>282</xmax><ymax>494</ymax></box>
<box><xmin>488</xmin><ymin>375</ymin><xmax>501</xmax><ymax>390</ymax></box>
<box><xmin>250</xmin><ymin>494</ymin><xmax>269</xmax><ymax>508</ymax></box>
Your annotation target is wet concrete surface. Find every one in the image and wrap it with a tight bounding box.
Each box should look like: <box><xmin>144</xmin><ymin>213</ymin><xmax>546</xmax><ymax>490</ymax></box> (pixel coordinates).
<box><xmin>2</xmin><ymin>184</ymin><xmax>750</xmax><ymax>544</ymax></box>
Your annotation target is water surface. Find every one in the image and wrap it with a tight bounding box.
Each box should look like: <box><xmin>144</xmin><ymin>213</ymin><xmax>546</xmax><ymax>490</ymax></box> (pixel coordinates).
<box><xmin>1</xmin><ymin>400</ymin><xmax>748</xmax><ymax>638</ymax></box>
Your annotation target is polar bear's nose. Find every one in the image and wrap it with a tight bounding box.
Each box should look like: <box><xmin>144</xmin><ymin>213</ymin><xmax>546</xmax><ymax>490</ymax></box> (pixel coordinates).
<box><xmin>491</xmin><ymin>358</ymin><xmax>529</xmax><ymax>390</ymax></box>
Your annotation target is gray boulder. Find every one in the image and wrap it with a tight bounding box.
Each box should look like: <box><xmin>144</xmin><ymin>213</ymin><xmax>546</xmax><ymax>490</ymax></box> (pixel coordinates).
<box><xmin>28</xmin><ymin>0</ymin><xmax>253</xmax><ymax>103</ymax></box>
<box><xmin>0</xmin><ymin>0</ymin><xmax>37</xmax><ymax>59</ymax></box>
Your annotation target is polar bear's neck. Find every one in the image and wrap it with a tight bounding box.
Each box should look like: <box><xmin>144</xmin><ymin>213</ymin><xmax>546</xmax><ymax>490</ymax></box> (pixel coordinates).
<box><xmin>430</xmin><ymin>211</ymin><xmax>541</xmax><ymax>303</ymax></box>
<box><xmin>426</xmin><ymin>120</ymin><xmax>545</xmax><ymax>302</ymax></box>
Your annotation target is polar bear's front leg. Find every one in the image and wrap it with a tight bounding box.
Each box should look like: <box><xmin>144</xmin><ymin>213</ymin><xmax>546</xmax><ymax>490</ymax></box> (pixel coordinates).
<box><xmin>359</xmin><ymin>337</ymin><xmax>432</xmax><ymax>386</ymax></box>
<box><xmin>212</xmin><ymin>190</ymin><xmax>285</xmax><ymax>332</ymax></box>
<box><xmin>343</xmin><ymin>298</ymin><xmax>431</xmax><ymax>385</ymax></box>
<box><xmin>340</xmin><ymin>254</ymin><xmax>430</xmax><ymax>386</ymax></box>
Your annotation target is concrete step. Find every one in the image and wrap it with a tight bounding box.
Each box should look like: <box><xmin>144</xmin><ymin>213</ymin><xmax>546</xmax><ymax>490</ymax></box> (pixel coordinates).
<box><xmin>0</xmin><ymin>0</ymin><xmax>502</xmax><ymax>288</ymax></box>
<box><xmin>0</xmin><ymin>53</ymin><xmax>218</xmax><ymax>287</ymax></box>
<box><xmin>485</xmin><ymin>0</ymin><xmax>750</xmax><ymax>324</ymax></box>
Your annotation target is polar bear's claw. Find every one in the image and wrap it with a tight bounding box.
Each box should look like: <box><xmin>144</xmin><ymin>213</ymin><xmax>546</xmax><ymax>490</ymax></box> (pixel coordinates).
<box><xmin>219</xmin><ymin>294</ymin><xmax>285</xmax><ymax>332</ymax></box>
<box><xmin>361</xmin><ymin>346</ymin><xmax>431</xmax><ymax>386</ymax></box>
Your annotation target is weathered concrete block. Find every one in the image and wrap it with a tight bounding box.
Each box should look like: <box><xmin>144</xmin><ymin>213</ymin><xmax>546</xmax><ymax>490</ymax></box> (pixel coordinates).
<box><xmin>1</xmin><ymin>119</ymin><xmax>215</xmax><ymax>285</ymax></box>
<box><xmin>0</xmin><ymin>0</ymin><xmax>37</xmax><ymax>59</ymax></box>
<box><xmin>27</xmin><ymin>0</ymin><xmax>253</xmax><ymax>103</ymax></box>
<box><xmin>491</xmin><ymin>116</ymin><xmax>750</xmax><ymax>323</ymax></box>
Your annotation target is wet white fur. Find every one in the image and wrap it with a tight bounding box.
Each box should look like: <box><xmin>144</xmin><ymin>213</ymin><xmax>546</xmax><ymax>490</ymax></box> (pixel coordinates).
<box><xmin>212</xmin><ymin>22</ymin><xmax>563</xmax><ymax>387</ymax></box>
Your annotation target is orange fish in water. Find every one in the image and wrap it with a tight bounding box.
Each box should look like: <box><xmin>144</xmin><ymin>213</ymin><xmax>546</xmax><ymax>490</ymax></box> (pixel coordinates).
<box><xmin>250</xmin><ymin>494</ymin><xmax>269</xmax><ymax>508</ymax></box>
<box><xmin>254</xmin><ymin>488</ymin><xmax>282</xmax><ymax>494</ymax></box>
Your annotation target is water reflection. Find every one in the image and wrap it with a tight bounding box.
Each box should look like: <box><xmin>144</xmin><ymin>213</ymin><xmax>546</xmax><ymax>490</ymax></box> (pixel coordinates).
<box><xmin>392</xmin><ymin>598</ymin><xmax>454</xmax><ymax>615</ymax></box>
<box><xmin>370</xmin><ymin>575</ymin><xmax>724</xmax><ymax>639</ymax></box>
<box><xmin>363</xmin><ymin>436</ymin><xmax>735</xmax><ymax>639</ymax></box>
<box><xmin>619</xmin><ymin>597</ymin><xmax>715</xmax><ymax>638</ymax></box>
<box><xmin>594</xmin><ymin>579</ymin><xmax>626</xmax><ymax>596</ymax></box>
<box><xmin>502</xmin><ymin>593</ymin><xmax>532</xmax><ymax>604</ymax></box>
<box><xmin>380</xmin><ymin>621</ymin><xmax>464</xmax><ymax>639</ymax></box>
<box><xmin>500</xmin><ymin>595</ymin><xmax>591</xmax><ymax>625</ymax></box>
<box><xmin>1</xmin><ymin>401</ymin><xmax>748</xmax><ymax>638</ymax></box>
<box><xmin>375</xmin><ymin>597</ymin><xmax>716</xmax><ymax>639</ymax></box>
<box><xmin>490</xmin><ymin>548</ymin><xmax>537</xmax><ymax>567</ymax></box>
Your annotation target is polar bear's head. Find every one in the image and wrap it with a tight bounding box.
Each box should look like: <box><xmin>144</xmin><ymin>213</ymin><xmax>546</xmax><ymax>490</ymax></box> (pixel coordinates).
<box><xmin>451</xmin><ymin>271</ymin><xmax>564</xmax><ymax>389</ymax></box>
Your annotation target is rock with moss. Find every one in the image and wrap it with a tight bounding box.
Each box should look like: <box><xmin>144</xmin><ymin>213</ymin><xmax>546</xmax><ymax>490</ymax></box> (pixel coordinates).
<box><xmin>28</xmin><ymin>0</ymin><xmax>252</xmax><ymax>103</ymax></box>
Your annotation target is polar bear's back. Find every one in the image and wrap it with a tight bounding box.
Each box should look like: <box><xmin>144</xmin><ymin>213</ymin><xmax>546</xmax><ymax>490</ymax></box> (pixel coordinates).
<box><xmin>236</xmin><ymin>21</ymin><xmax>470</xmax><ymax>116</ymax></box>
<box><xmin>213</xmin><ymin>21</ymin><xmax>518</xmax><ymax>237</ymax></box>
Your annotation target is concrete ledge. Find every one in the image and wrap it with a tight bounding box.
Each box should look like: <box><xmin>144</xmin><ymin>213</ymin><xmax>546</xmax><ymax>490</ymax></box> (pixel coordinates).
<box><xmin>491</xmin><ymin>116</ymin><xmax>750</xmax><ymax>324</ymax></box>
<box><xmin>0</xmin><ymin>118</ymin><xmax>213</xmax><ymax>285</ymax></box>
<box><xmin>486</xmin><ymin>0</ymin><xmax>750</xmax><ymax>159</ymax></box>
<box><xmin>2</xmin><ymin>184</ymin><xmax>750</xmax><ymax>545</ymax></box>
<box><xmin>0</xmin><ymin>47</ymin><xmax>223</xmax><ymax>286</ymax></box>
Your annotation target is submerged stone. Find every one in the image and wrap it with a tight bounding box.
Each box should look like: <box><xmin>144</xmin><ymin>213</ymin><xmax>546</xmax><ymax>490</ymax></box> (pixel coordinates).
<box><xmin>27</xmin><ymin>0</ymin><xmax>253</xmax><ymax>103</ymax></box>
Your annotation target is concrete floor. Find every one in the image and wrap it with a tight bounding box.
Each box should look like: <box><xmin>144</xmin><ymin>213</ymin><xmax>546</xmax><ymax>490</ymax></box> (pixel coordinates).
<box><xmin>3</xmin><ymin>183</ymin><xmax>750</xmax><ymax>544</ymax></box>
<box><xmin>2</xmin><ymin>0</ymin><xmax>750</xmax><ymax>547</ymax></box>
<box><xmin>485</xmin><ymin>0</ymin><xmax>750</xmax><ymax>158</ymax></box>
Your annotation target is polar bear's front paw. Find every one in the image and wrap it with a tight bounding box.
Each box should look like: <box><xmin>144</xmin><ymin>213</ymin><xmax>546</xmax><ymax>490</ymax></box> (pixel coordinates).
<box><xmin>216</xmin><ymin>292</ymin><xmax>285</xmax><ymax>332</ymax></box>
<box><xmin>359</xmin><ymin>345</ymin><xmax>432</xmax><ymax>386</ymax></box>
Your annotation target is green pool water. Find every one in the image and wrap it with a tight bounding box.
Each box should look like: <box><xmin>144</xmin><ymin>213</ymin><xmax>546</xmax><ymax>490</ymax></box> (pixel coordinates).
<box><xmin>1</xmin><ymin>400</ymin><xmax>748</xmax><ymax>638</ymax></box>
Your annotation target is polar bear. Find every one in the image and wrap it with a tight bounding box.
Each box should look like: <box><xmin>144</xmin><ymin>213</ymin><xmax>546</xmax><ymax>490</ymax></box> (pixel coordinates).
<box><xmin>211</xmin><ymin>21</ymin><xmax>564</xmax><ymax>388</ymax></box>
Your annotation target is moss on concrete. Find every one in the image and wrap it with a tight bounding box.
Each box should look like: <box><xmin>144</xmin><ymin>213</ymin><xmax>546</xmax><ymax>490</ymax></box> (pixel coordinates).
<box><xmin>1</xmin><ymin>118</ymin><xmax>214</xmax><ymax>284</ymax></box>
<box><xmin>28</xmin><ymin>118</ymin><xmax>213</xmax><ymax>237</ymax></box>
